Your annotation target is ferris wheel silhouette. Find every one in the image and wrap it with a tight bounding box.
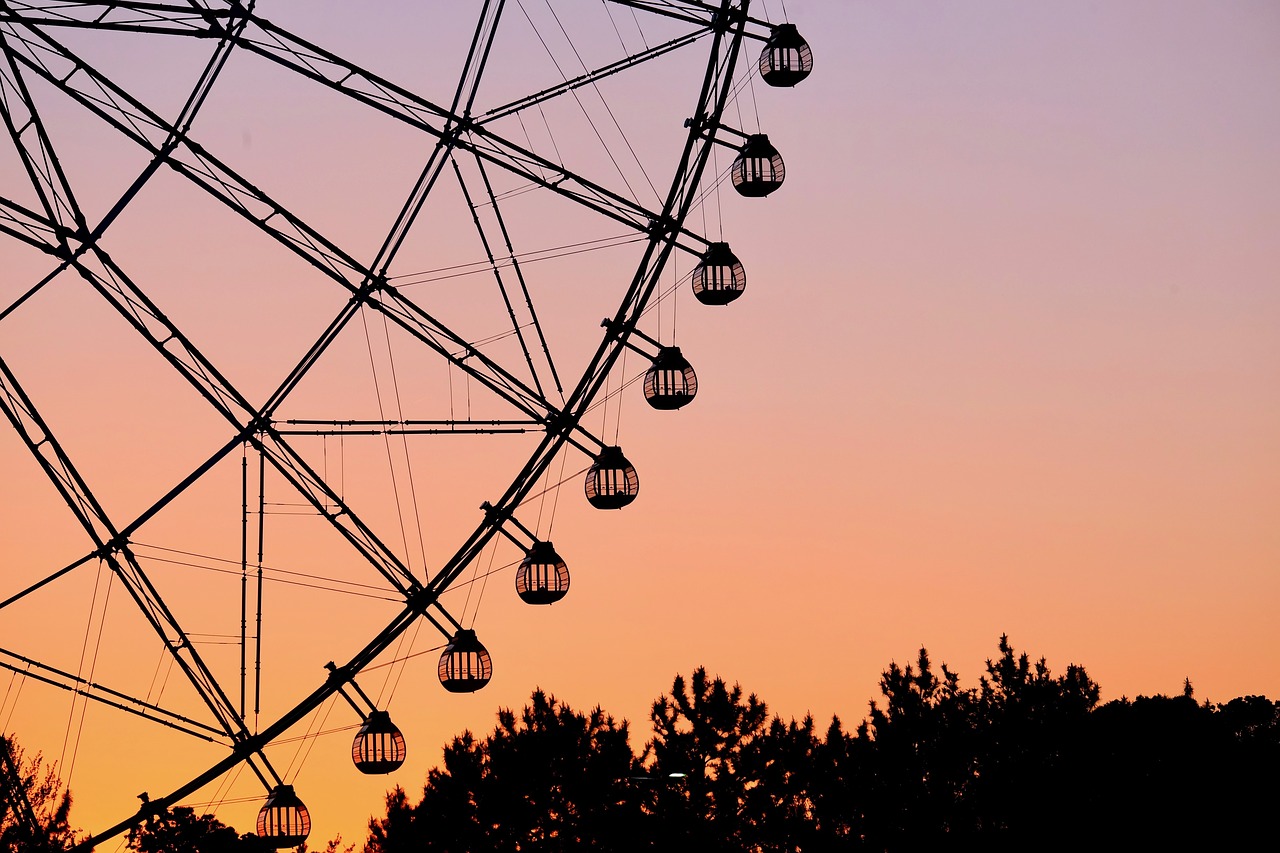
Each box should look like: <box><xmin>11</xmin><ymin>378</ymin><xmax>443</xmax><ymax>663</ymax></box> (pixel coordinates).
<box><xmin>0</xmin><ymin>1</ymin><xmax>812</xmax><ymax>847</ymax></box>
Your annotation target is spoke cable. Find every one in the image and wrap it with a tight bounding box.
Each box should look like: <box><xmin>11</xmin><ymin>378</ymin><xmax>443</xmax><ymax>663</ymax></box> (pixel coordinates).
<box><xmin>131</xmin><ymin>543</ymin><xmax>398</xmax><ymax>599</ymax></box>
<box><xmin>514</xmin><ymin>111</ymin><xmax>549</xmax><ymax>182</ymax></box>
<box><xmin>614</xmin><ymin>345</ymin><xmax>628</xmax><ymax>444</ymax></box>
<box><xmin>713</xmin><ymin>130</ymin><xmax>724</xmax><ymax>239</ymax></box>
<box><xmin>600</xmin><ymin>0</ymin><xmax>631</xmax><ymax>54</ymax></box>
<box><xmin>60</xmin><ymin>559</ymin><xmax>105</xmax><ymax>779</ymax></box>
<box><xmin>387</xmin><ymin>230</ymin><xmax>641</xmax><ymax>283</ymax></box>
<box><xmin>64</xmin><ymin>567</ymin><xmax>114</xmax><ymax>791</ymax></box>
<box><xmin>542</xmin><ymin>0</ymin><xmax>661</xmax><ymax>203</ymax></box>
<box><xmin>359</xmin><ymin>642</ymin><xmax>447</xmax><ymax>674</ymax></box>
<box><xmin>359</xmin><ymin>309</ymin><xmax>416</xmax><ymax>573</ymax></box>
<box><xmin>461</xmin><ymin>530</ymin><xmax>497</xmax><ymax>627</ymax></box>
<box><xmin>748</xmin><ymin>61</ymin><xmax>762</xmax><ymax>132</ymax></box>
<box><xmin>268</xmin><ymin>721</ymin><xmax>359</xmax><ymax>748</ymax></box>
<box><xmin>438</xmin><ymin>554</ymin><xmax>520</xmax><ymax>605</ymax></box>
<box><xmin>467</xmin><ymin>534</ymin><xmax>501</xmax><ymax>629</ymax></box>
<box><xmin>0</xmin><ymin>669</ymin><xmax>15</xmax><ymax>729</ymax></box>
<box><xmin>627</xmin><ymin>2</ymin><xmax>650</xmax><ymax>51</ymax></box>
<box><xmin>379</xmin><ymin>611</ymin><xmax>423</xmax><ymax>709</ymax></box>
<box><xmin>135</xmin><ymin>553</ymin><xmax>401</xmax><ymax>603</ymax></box>
<box><xmin>544</xmin><ymin>447</ymin><xmax>571</xmax><ymax>538</ymax></box>
<box><xmin>472</xmin><ymin>151</ymin><xmax>565</xmax><ymax>398</ymax></box>
<box><xmin>448</xmin><ymin>360</ymin><xmax>456</xmax><ymax>423</ymax></box>
<box><xmin>0</xmin><ymin>668</ymin><xmax>22</xmax><ymax>735</ymax></box>
<box><xmin>155</xmin><ymin>650</ymin><xmax>177</xmax><ymax>701</ymax></box>
<box><xmin>537</xmin><ymin>99</ymin><xmax>566</xmax><ymax>169</ymax></box>
<box><xmin>201</xmin><ymin>756</ymin><xmax>247</xmax><ymax>831</ymax></box>
<box><xmin>379</xmin><ymin>308</ymin><xmax>430</xmax><ymax>578</ymax></box>
<box><xmin>143</xmin><ymin>647</ymin><xmax>168</xmax><ymax>706</ymax></box>
<box><xmin>515</xmin><ymin>0</ymin><xmax>643</xmax><ymax>204</ymax></box>
<box><xmin>282</xmin><ymin>692</ymin><xmax>337</xmax><ymax>783</ymax></box>
<box><xmin>453</xmin><ymin>154</ymin><xmax>548</xmax><ymax>399</ymax></box>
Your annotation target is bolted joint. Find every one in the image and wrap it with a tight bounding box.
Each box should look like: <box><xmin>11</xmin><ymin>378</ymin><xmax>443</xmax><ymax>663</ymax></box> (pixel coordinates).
<box><xmin>231</xmin><ymin>736</ymin><xmax>265</xmax><ymax>760</ymax></box>
<box><xmin>405</xmin><ymin>586</ymin><xmax>440</xmax><ymax>616</ymax></box>
<box><xmin>96</xmin><ymin>534</ymin><xmax>130</xmax><ymax>561</ymax></box>
<box><xmin>709</xmin><ymin>4</ymin><xmax>747</xmax><ymax>32</ymax></box>
<box><xmin>479</xmin><ymin>501</ymin><xmax>509</xmax><ymax>524</ymax></box>
<box><xmin>684</xmin><ymin>112</ymin><xmax>709</xmax><ymax>132</ymax></box>
<box><xmin>243</xmin><ymin>415</ymin><xmax>273</xmax><ymax>438</ymax></box>
<box><xmin>646</xmin><ymin>216</ymin><xmax>678</xmax><ymax>240</ymax></box>
<box><xmin>354</xmin><ymin>274</ymin><xmax>388</xmax><ymax>303</ymax></box>
<box><xmin>543</xmin><ymin>408</ymin><xmax>574</xmax><ymax>438</ymax></box>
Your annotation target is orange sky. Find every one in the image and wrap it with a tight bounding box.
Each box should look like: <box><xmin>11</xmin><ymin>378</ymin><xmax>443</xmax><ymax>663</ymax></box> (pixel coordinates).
<box><xmin>2</xmin><ymin>1</ymin><xmax>1277</xmax><ymax>848</ymax></box>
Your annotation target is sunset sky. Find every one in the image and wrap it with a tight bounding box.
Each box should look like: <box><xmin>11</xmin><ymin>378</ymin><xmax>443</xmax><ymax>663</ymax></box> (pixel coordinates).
<box><xmin>1</xmin><ymin>1</ymin><xmax>1277</xmax><ymax>847</ymax></box>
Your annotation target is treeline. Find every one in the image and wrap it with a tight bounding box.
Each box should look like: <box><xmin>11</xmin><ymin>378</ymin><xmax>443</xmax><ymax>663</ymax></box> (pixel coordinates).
<box><xmin>366</xmin><ymin>636</ymin><xmax>1278</xmax><ymax>851</ymax></box>
<box><xmin>4</xmin><ymin>636</ymin><xmax>1277</xmax><ymax>851</ymax></box>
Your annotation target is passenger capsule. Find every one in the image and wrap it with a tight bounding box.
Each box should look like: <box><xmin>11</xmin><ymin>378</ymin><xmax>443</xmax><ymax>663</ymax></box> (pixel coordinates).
<box><xmin>644</xmin><ymin>347</ymin><xmax>697</xmax><ymax>410</ymax></box>
<box><xmin>516</xmin><ymin>540</ymin><xmax>570</xmax><ymax>604</ymax></box>
<box><xmin>256</xmin><ymin>785</ymin><xmax>310</xmax><ymax>848</ymax></box>
<box><xmin>352</xmin><ymin>710</ymin><xmax>406</xmax><ymax>774</ymax></box>
<box><xmin>759</xmin><ymin>24</ymin><xmax>813</xmax><ymax>87</ymax></box>
<box><xmin>584</xmin><ymin>446</ymin><xmax>639</xmax><ymax>509</ymax></box>
<box><xmin>691</xmin><ymin>243</ymin><xmax>746</xmax><ymax>306</ymax></box>
<box><xmin>438</xmin><ymin>629</ymin><xmax>493</xmax><ymax>693</ymax></box>
<box><xmin>731</xmin><ymin>134</ymin><xmax>785</xmax><ymax>198</ymax></box>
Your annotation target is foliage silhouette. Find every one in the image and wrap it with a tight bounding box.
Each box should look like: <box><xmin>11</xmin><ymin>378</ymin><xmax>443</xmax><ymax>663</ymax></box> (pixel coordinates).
<box><xmin>363</xmin><ymin>636</ymin><xmax>1279</xmax><ymax>850</ymax></box>
<box><xmin>125</xmin><ymin>805</ymin><xmax>273</xmax><ymax>853</ymax></box>
<box><xmin>0</xmin><ymin>736</ymin><xmax>77</xmax><ymax>852</ymax></box>
<box><xmin>365</xmin><ymin>689</ymin><xmax>641</xmax><ymax>852</ymax></box>
<box><xmin>6</xmin><ymin>636</ymin><xmax>1276</xmax><ymax>851</ymax></box>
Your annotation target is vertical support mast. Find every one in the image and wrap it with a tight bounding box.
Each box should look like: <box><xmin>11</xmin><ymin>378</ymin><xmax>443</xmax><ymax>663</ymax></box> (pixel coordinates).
<box><xmin>240</xmin><ymin>450</ymin><xmax>248</xmax><ymax>719</ymax></box>
<box><xmin>255</xmin><ymin>445</ymin><xmax>265</xmax><ymax>723</ymax></box>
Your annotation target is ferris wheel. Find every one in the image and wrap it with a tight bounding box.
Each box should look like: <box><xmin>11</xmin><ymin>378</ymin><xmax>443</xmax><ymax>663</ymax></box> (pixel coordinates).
<box><xmin>0</xmin><ymin>1</ymin><xmax>812</xmax><ymax>847</ymax></box>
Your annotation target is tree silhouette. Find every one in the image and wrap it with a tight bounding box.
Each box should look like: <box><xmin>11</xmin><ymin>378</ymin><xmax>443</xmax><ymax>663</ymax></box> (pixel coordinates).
<box><xmin>965</xmin><ymin>635</ymin><xmax>1100</xmax><ymax>842</ymax></box>
<box><xmin>363</xmin><ymin>636</ymin><xmax>1280</xmax><ymax>850</ymax></box>
<box><xmin>736</xmin><ymin>712</ymin><xmax>836</xmax><ymax>851</ymax></box>
<box><xmin>125</xmin><ymin>805</ymin><xmax>273</xmax><ymax>853</ymax></box>
<box><xmin>644</xmin><ymin>667</ymin><xmax>769</xmax><ymax>849</ymax></box>
<box><xmin>856</xmin><ymin>647</ymin><xmax>975</xmax><ymax>846</ymax></box>
<box><xmin>365</xmin><ymin>689</ymin><xmax>641</xmax><ymax>852</ymax></box>
<box><xmin>1081</xmin><ymin>689</ymin><xmax>1280</xmax><ymax>847</ymax></box>
<box><xmin>9</xmin><ymin>633</ymin><xmax>1277</xmax><ymax>851</ymax></box>
<box><xmin>7</xmin><ymin>637</ymin><xmax>1276</xmax><ymax>851</ymax></box>
<box><xmin>0</xmin><ymin>736</ymin><xmax>77</xmax><ymax>852</ymax></box>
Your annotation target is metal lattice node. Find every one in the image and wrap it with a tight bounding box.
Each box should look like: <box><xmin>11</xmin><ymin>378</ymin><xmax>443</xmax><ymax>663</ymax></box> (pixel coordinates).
<box><xmin>760</xmin><ymin>24</ymin><xmax>814</xmax><ymax>87</ymax></box>
<box><xmin>516</xmin><ymin>541</ymin><xmax>570</xmax><ymax>605</ymax></box>
<box><xmin>644</xmin><ymin>347</ymin><xmax>698</xmax><ymax>410</ymax></box>
<box><xmin>438</xmin><ymin>629</ymin><xmax>493</xmax><ymax>693</ymax></box>
<box><xmin>732</xmin><ymin>134</ymin><xmax>786</xmax><ymax>197</ymax></box>
<box><xmin>256</xmin><ymin>785</ymin><xmax>310</xmax><ymax>849</ymax></box>
<box><xmin>351</xmin><ymin>710</ymin><xmax>407</xmax><ymax>775</ymax></box>
<box><xmin>585</xmin><ymin>446</ymin><xmax>640</xmax><ymax>509</ymax></box>
<box><xmin>692</xmin><ymin>243</ymin><xmax>748</xmax><ymax>305</ymax></box>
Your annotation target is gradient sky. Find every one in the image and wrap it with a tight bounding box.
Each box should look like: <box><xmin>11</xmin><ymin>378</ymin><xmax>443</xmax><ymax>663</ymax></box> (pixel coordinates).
<box><xmin>1</xmin><ymin>1</ymin><xmax>1277</xmax><ymax>847</ymax></box>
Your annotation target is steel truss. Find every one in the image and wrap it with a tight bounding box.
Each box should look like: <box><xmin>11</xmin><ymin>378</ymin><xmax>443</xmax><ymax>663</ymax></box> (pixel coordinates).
<box><xmin>0</xmin><ymin>1</ymin><xmax>793</xmax><ymax>847</ymax></box>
